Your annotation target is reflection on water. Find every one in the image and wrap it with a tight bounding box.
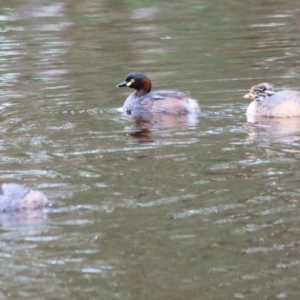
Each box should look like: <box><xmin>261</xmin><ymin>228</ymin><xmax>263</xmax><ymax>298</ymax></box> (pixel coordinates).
<box><xmin>128</xmin><ymin>111</ymin><xmax>199</xmax><ymax>127</ymax></box>
<box><xmin>123</xmin><ymin>112</ymin><xmax>199</xmax><ymax>142</ymax></box>
<box><xmin>0</xmin><ymin>209</ymin><xmax>48</xmax><ymax>234</ymax></box>
<box><xmin>1</xmin><ymin>0</ymin><xmax>300</xmax><ymax>299</ymax></box>
<box><xmin>246</xmin><ymin>114</ymin><xmax>300</xmax><ymax>142</ymax></box>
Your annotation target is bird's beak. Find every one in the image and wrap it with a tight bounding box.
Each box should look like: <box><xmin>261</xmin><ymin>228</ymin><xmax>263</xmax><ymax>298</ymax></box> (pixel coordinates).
<box><xmin>243</xmin><ymin>92</ymin><xmax>255</xmax><ymax>99</ymax></box>
<box><xmin>116</xmin><ymin>81</ymin><xmax>127</xmax><ymax>88</ymax></box>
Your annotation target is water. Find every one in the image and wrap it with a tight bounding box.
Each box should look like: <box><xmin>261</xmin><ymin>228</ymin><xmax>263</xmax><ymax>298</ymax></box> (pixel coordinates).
<box><xmin>1</xmin><ymin>0</ymin><xmax>300</xmax><ymax>299</ymax></box>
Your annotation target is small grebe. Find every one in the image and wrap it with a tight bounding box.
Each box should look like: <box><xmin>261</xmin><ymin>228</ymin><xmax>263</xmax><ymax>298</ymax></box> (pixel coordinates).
<box><xmin>117</xmin><ymin>72</ymin><xmax>200</xmax><ymax>115</ymax></box>
<box><xmin>244</xmin><ymin>82</ymin><xmax>300</xmax><ymax>117</ymax></box>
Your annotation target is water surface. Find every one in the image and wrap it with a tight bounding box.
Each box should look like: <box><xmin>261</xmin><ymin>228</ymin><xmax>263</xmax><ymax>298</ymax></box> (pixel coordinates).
<box><xmin>1</xmin><ymin>0</ymin><xmax>300</xmax><ymax>299</ymax></box>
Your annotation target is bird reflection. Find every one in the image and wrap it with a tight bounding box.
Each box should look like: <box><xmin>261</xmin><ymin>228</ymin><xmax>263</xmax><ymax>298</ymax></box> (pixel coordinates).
<box><xmin>123</xmin><ymin>111</ymin><xmax>199</xmax><ymax>143</ymax></box>
<box><xmin>245</xmin><ymin>114</ymin><xmax>300</xmax><ymax>142</ymax></box>
<box><xmin>0</xmin><ymin>209</ymin><xmax>48</xmax><ymax>227</ymax></box>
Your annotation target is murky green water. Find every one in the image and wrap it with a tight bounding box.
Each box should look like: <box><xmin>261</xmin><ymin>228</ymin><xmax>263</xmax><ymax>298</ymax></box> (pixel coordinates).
<box><xmin>1</xmin><ymin>0</ymin><xmax>300</xmax><ymax>299</ymax></box>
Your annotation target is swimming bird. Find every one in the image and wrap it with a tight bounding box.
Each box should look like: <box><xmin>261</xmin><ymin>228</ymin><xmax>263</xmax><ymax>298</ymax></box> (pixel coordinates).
<box><xmin>117</xmin><ymin>72</ymin><xmax>200</xmax><ymax>116</ymax></box>
<box><xmin>0</xmin><ymin>183</ymin><xmax>48</xmax><ymax>213</ymax></box>
<box><xmin>244</xmin><ymin>82</ymin><xmax>300</xmax><ymax>117</ymax></box>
